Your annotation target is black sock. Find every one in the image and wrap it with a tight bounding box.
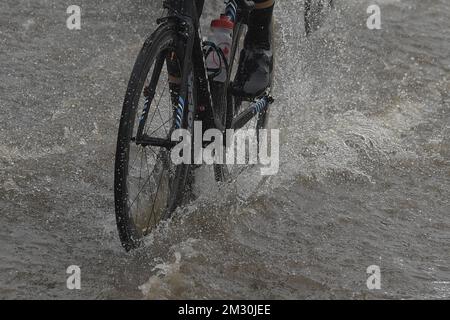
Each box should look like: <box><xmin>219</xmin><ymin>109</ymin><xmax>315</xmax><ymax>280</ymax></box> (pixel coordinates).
<box><xmin>245</xmin><ymin>3</ymin><xmax>274</xmax><ymax>50</ymax></box>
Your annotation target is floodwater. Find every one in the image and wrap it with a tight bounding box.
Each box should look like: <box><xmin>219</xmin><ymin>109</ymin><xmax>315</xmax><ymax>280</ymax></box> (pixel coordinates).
<box><xmin>0</xmin><ymin>0</ymin><xmax>449</xmax><ymax>299</ymax></box>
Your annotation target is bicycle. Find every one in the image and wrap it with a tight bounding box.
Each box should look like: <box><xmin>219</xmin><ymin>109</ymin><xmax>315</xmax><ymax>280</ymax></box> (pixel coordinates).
<box><xmin>114</xmin><ymin>0</ymin><xmax>274</xmax><ymax>251</ymax></box>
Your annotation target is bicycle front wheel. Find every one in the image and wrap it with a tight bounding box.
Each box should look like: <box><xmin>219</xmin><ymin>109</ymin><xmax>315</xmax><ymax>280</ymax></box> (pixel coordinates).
<box><xmin>114</xmin><ymin>22</ymin><xmax>194</xmax><ymax>251</ymax></box>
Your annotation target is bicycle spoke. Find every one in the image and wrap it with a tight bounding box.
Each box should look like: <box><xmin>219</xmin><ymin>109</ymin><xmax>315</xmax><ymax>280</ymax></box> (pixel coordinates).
<box><xmin>130</xmin><ymin>145</ymin><xmax>143</xmax><ymax>173</ymax></box>
<box><xmin>145</xmin><ymin>81</ymin><xmax>168</xmax><ymax>136</ymax></box>
<box><xmin>155</xmin><ymin>88</ymin><xmax>169</xmax><ymax>136</ymax></box>
<box><xmin>147</xmin><ymin>116</ymin><xmax>173</xmax><ymax>138</ymax></box>
<box><xmin>144</xmin><ymin>148</ymin><xmax>152</xmax><ymax>178</ymax></box>
<box><xmin>128</xmin><ymin>163</ymin><xmax>158</xmax><ymax>211</ymax></box>
<box><xmin>135</xmin><ymin>148</ymin><xmax>145</xmax><ymax>223</ymax></box>
<box><xmin>143</xmin><ymin>158</ymin><xmax>167</xmax><ymax>233</ymax></box>
<box><xmin>147</xmin><ymin>145</ymin><xmax>159</xmax><ymax>160</ymax></box>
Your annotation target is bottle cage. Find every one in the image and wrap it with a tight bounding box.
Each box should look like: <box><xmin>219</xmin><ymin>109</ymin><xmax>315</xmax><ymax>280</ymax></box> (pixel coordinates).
<box><xmin>203</xmin><ymin>40</ymin><xmax>230</xmax><ymax>80</ymax></box>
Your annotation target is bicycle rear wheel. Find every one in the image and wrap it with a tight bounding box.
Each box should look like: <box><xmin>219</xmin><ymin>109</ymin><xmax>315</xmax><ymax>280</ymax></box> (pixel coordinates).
<box><xmin>114</xmin><ymin>22</ymin><xmax>194</xmax><ymax>251</ymax></box>
<box><xmin>212</xmin><ymin>23</ymin><xmax>273</xmax><ymax>183</ymax></box>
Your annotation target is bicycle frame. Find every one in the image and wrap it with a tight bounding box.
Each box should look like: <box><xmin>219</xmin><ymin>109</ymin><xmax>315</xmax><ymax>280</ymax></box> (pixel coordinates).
<box><xmin>160</xmin><ymin>0</ymin><xmax>273</xmax><ymax>135</ymax></box>
<box><xmin>162</xmin><ymin>0</ymin><xmax>218</xmax><ymax>129</ymax></box>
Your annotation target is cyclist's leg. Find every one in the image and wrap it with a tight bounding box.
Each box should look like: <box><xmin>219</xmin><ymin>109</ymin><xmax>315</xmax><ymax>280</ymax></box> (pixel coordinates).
<box><xmin>233</xmin><ymin>0</ymin><xmax>275</xmax><ymax>98</ymax></box>
<box><xmin>246</xmin><ymin>0</ymin><xmax>274</xmax><ymax>49</ymax></box>
<box><xmin>196</xmin><ymin>0</ymin><xmax>205</xmax><ymax>17</ymax></box>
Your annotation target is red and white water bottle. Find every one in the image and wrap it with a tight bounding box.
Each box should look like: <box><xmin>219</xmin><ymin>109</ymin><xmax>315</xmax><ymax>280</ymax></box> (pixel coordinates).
<box><xmin>205</xmin><ymin>15</ymin><xmax>234</xmax><ymax>82</ymax></box>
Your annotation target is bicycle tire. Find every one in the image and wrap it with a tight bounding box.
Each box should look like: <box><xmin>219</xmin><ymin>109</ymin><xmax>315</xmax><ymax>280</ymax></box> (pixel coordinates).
<box><xmin>114</xmin><ymin>21</ymin><xmax>194</xmax><ymax>251</ymax></box>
